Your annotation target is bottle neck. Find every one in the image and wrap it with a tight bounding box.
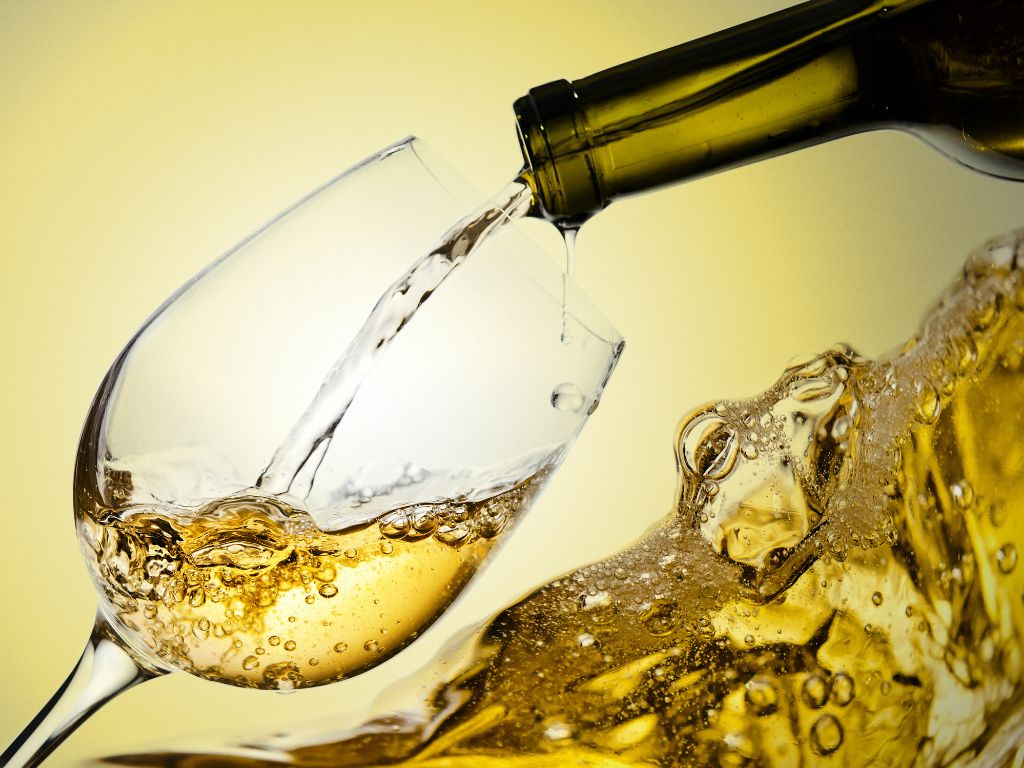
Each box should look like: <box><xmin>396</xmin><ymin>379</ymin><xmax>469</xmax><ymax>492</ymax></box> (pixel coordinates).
<box><xmin>515</xmin><ymin>0</ymin><xmax>937</xmax><ymax>219</ymax></box>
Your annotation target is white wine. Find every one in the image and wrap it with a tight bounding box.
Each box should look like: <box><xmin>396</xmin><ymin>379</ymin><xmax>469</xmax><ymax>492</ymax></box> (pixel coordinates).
<box><xmin>256</xmin><ymin>179</ymin><xmax>534</xmax><ymax>498</ymax></box>
<box><xmin>105</xmin><ymin>230</ymin><xmax>1024</xmax><ymax>766</ymax></box>
<box><xmin>76</xmin><ymin>470</ymin><xmax>550</xmax><ymax>690</ymax></box>
<box><xmin>72</xmin><ymin>171</ymin><xmax>556</xmax><ymax>691</ymax></box>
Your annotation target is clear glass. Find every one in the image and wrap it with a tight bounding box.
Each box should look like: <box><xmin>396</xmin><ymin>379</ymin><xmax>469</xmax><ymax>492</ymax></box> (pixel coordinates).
<box><xmin>2</xmin><ymin>137</ymin><xmax>621</xmax><ymax>767</ymax></box>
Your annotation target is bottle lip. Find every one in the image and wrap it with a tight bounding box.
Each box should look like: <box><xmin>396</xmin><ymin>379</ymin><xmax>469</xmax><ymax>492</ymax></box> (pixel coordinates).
<box><xmin>513</xmin><ymin>87</ymin><xmax>564</xmax><ymax>217</ymax></box>
<box><xmin>513</xmin><ymin>98</ymin><xmax>541</xmax><ymax>202</ymax></box>
<box><xmin>514</xmin><ymin>80</ymin><xmax>604</xmax><ymax>219</ymax></box>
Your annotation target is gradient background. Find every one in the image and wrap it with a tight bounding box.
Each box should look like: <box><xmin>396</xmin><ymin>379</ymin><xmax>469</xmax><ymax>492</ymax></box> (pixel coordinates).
<box><xmin>2</xmin><ymin>2</ymin><xmax>1023</xmax><ymax>764</ymax></box>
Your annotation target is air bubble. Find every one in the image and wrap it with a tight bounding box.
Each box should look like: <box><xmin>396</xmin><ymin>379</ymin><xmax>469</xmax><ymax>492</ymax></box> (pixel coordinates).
<box><xmin>263</xmin><ymin>662</ymin><xmax>302</xmax><ymax>691</ymax></box>
<box><xmin>831</xmin><ymin>415</ymin><xmax>852</xmax><ymax>440</ymax></box>
<box><xmin>578</xmin><ymin>593</ymin><xmax>616</xmax><ymax>625</ymax></box>
<box><xmin>379</xmin><ymin>514</ymin><xmax>409</xmax><ymax>538</ymax></box>
<box><xmin>551</xmin><ymin>382</ymin><xmax>585</xmax><ymax>412</ymax></box>
<box><xmin>344</xmin><ymin>548</ymin><xmax>358</xmax><ymax>559</ymax></box>
<box><xmin>364</xmin><ymin>639</ymin><xmax>381</xmax><ymax>652</ymax></box>
<box><xmin>334</xmin><ymin>642</ymin><xmax>348</xmax><ymax>653</ymax></box>
<box><xmin>411</xmin><ymin>507</ymin><xmax>438</xmax><ymax>534</ymax></box>
<box><xmin>744</xmin><ymin>676</ymin><xmax>779</xmax><ymax>716</ymax></box>
<box><xmin>543</xmin><ymin>722</ymin><xmax>574</xmax><ymax>741</ymax></box>
<box><xmin>242</xmin><ymin>655</ymin><xmax>259</xmax><ymax>671</ymax></box>
<box><xmin>319</xmin><ymin>583</ymin><xmax>339</xmax><ymax>598</ymax></box>
<box><xmin>268</xmin><ymin>635</ymin><xmax>281</xmax><ymax>646</ymax></box>
<box><xmin>284</xmin><ymin>640</ymin><xmax>297</xmax><ymax>651</ymax></box>
<box><xmin>380</xmin><ymin>541</ymin><xmax>395</xmax><ymax>555</ymax></box>
<box><xmin>792</xmin><ymin>373</ymin><xmax>839</xmax><ymax>402</ymax></box>
<box><xmin>872</xmin><ymin>592</ymin><xmax>883</xmax><ymax>606</ymax></box>
<box><xmin>950</xmin><ymin>480</ymin><xmax>975</xmax><ymax>509</ymax></box>
<box><xmin>719</xmin><ymin>732</ymin><xmax>755</xmax><ymax>764</ymax></box>
<box><xmin>810</xmin><ymin>714</ymin><xmax>844</xmax><ymax>755</ymax></box>
<box><xmin>640</xmin><ymin>600</ymin><xmax>678</xmax><ymax>636</ymax></box>
<box><xmin>828</xmin><ymin>535</ymin><xmax>849</xmax><ymax>562</ymax></box>
<box><xmin>802</xmin><ymin>673</ymin><xmax>829</xmax><ymax>709</ymax></box>
<box><xmin>680</xmin><ymin>414</ymin><xmax>739</xmax><ymax>480</ymax></box>
<box><xmin>831</xmin><ymin>672</ymin><xmax>855</xmax><ymax>706</ymax></box>
<box><xmin>305</xmin><ymin>595</ymin><xmax>316</xmax><ymax>604</ymax></box>
<box><xmin>435</xmin><ymin>522</ymin><xmax>472</xmax><ymax>548</ymax></box>
<box><xmin>313</xmin><ymin>565</ymin><xmax>336</xmax><ymax>582</ymax></box>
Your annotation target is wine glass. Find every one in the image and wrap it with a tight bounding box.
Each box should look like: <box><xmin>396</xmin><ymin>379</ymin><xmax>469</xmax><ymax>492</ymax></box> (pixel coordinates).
<box><xmin>0</xmin><ymin>137</ymin><xmax>622</xmax><ymax>767</ymax></box>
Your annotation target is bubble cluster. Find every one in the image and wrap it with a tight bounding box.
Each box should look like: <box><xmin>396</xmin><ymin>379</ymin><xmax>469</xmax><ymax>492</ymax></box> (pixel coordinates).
<box><xmin>79</xmin><ymin>470</ymin><xmax>551</xmax><ymax>690</ymax></box>
<box><xmin>378</xmin><ymin>475</ymin><xmax>544</xmax><ymax>549</ymax></box>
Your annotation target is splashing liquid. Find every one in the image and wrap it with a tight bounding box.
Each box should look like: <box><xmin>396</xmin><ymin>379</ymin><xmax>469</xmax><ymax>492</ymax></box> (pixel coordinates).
<box><xmin>106</xmin><ymin>230</ymin><xmax>1024</xmax><ymax>766</ymax></box>
<box><xmin>256</xmin><ymin>180</ymin><xmax>534</xmax><ymax>497</ymax></box>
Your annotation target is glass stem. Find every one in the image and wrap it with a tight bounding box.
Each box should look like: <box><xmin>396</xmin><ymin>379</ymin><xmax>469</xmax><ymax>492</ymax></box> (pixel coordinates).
<box><xmin>1</xmin><ymin>615</ymin><xmax>160</xmax><ymax>768</ymax></box>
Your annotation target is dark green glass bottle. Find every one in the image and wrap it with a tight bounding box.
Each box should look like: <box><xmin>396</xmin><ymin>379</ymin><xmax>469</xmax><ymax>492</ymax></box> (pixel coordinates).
<box><xmin>515</xmin><ymin>0</ymin><xmax>1024</xmax><ymax>220</ymax></box>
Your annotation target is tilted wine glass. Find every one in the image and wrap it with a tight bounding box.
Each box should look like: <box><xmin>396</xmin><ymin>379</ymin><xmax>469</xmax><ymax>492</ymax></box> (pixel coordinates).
<box><xmin>1</xmin><ymin>137</ymin><xmax>622</xmax><ymax>767</ymax></box>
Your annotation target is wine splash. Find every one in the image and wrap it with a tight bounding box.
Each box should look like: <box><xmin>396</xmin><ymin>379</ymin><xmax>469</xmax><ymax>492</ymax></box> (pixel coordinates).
<box><xmin>102</xmin><ymin>229</ymin><xmax>1024</xmax><ymax>768</ymax></box>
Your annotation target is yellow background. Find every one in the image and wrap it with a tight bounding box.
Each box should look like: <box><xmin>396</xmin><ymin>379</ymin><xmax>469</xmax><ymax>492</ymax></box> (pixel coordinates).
<box><xmin>2</xmin><ymin>1</ymin><xmax>1023</xmax><ymax>764</ymax></box>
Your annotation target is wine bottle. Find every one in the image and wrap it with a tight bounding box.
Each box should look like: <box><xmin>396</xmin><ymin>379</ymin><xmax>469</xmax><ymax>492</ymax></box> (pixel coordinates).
<box><xmin>514</xmin><ymin>0</ymin><xmax>1024</xmax><ymax>220</ymax></box>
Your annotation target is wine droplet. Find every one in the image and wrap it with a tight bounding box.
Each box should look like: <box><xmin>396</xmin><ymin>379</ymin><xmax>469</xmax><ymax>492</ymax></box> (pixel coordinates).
<box><xmin>559</xmin><ymin>224</ymin><xmax>578</xmax><ymax>344</ymax></box>
<box><xmin>551</xmin><ymin>382</ymin><xmax>586</xmax><ymax>412</ymax></box>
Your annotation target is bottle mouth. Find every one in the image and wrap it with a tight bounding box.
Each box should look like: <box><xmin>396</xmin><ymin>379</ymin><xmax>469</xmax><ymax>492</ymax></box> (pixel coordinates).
<box><xmin>513</xmin><ymin>79</ymin><xmax>605</xmax><ymax>220</ymax></box>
